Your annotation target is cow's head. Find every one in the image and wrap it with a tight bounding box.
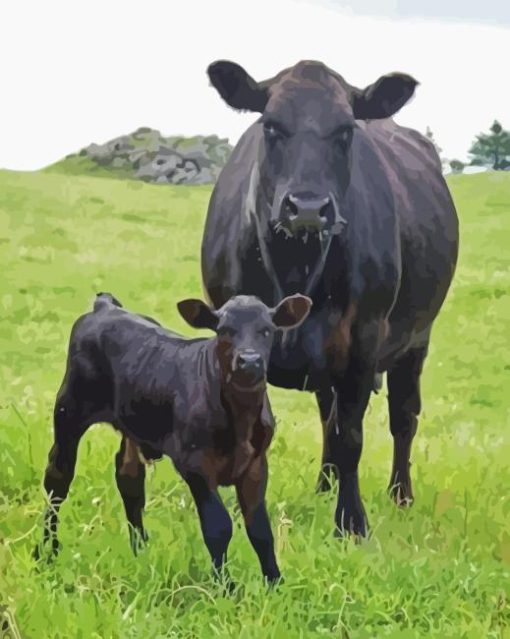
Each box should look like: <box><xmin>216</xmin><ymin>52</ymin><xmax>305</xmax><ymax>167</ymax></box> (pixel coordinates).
<box><xmin>178</xmin><ymin>294</ymin><xmax>312</xmax><ymax>390</ymax></box>
<box><xmin>207</xmin><ymin>60</ymin><xmax>417</xmax><ymax>238</ymax></box>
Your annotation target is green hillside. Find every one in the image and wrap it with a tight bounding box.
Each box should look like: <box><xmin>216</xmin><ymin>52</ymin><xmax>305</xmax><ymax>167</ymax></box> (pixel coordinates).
<box><xmin>0</xmin><ymin>168</ymin><xmax>509</xmax><ymax>638</ymax></box>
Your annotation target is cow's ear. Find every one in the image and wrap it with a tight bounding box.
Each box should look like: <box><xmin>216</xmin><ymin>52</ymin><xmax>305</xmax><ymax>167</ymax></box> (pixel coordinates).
<box><xmin>352</xmin><ymin>73</ymin><xmax>418</xmax><ymax>120</ymax></box>
<box><xmin>177</xmin><ymin>299</ymin><xmax>219</xmax><ymax>331</ymax></box>
<box><xmin>207</xmin><ymin>60</ymin><xmax>269</xmax><ymax>113</ymax></box>
<box><xmin>271</xmin><ymin>294</ymin><xmax>312</xmax><ymax>329</ymax></box>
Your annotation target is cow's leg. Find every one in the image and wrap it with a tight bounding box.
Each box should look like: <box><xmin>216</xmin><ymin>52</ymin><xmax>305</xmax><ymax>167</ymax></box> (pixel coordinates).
<box><xmin>115</xmin><ymin>436</ymin><xmax>148</xmax><ymax>554</ymax></box>
<box><xmin>235</xmin><ymin>454</ymin><xmax>280</xmax><ymax>584</ymax></box>
<box><xmin>185</xmin><ymin>473</ymin><xmax>233</xmax><ymax>582</ymax></box>
<box><xmin>387</xmin><ymin>344</ymin><xmax>428</xmax><ymax>506</ymax></box>
<box><xmin>330</xmin><ymin>351</ymin><xmax>376</xmax><ymax>537</ymax></box>
<box><xmin>315</xmin><ymin>385</ymin><xmax>339</xmax><ymax>493</ymax></box>
<box><xmin>34</xmin><ymin>402</ymin><xmax>91</xmax><ymax>559</ymax></box>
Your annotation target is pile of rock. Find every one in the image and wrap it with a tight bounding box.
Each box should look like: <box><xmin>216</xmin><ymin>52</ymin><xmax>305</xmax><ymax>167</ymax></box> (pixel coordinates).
<box><xmin>77</xmin><ymin>127</ymin><xmax>232</xmax><ymax>184</ymax></box>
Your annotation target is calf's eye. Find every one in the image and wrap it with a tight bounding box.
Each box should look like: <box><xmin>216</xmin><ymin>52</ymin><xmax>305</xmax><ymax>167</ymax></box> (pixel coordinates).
<box><xmin>219</xmin><ymin>327</ymin><xmax>236</xmax><ymax>337</ymax></box>
<box><xmin>260</xmin><ymin>328</ymin><xmax>271</xmax><ymax>338</ymax></box>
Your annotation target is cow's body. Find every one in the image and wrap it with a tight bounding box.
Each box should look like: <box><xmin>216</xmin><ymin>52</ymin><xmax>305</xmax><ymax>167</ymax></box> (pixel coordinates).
<box><xmin>202</xmin><ymin>60</ymin><xmax>459</xmax><ymax>535</ymax></box>
<box><xmin>205</xmin><ymin>117</ymin><xmax>457</xmax><ymax>385</ymax></box>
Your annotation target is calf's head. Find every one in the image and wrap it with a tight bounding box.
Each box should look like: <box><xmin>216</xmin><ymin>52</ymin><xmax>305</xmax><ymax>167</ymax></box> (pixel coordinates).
<box><xmin>178</xmin><ymin>294</ymin><xmax>312</xmax><ymax>390</ymax></box>
<box><xmin>207</xmin><ymin>59</ymin><xmax>418</xmax><ymax>238</ymax></box>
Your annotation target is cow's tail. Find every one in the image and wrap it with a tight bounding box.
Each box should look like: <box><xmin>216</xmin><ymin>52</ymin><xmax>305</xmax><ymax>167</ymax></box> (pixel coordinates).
<box><xmin>93</xmin><ymin>292</ymin><xmax>123</xmax><ymax>312</ymax></box>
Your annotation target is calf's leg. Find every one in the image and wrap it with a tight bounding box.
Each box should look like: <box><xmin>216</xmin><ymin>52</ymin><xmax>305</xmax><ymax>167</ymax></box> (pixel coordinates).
<box><xmin>387</xmin><ymin>344</ymin><xmax>428</xmax><ymax>506</ymax></box>
<box><xmin>115</xmin><ymin>436</ymin><xmax>148</xmax><ymax>554</ymax></box>
<box><xmin>185</xmin><ymin>473</ymin><xmax>233</xmax><ymax>581</ymax></box>
<box><xmin>34</xmin><ymin>402</ymin><xmax>91</xmax><ymax>559</ymax></box>
<box><xmin>236</xmin><ymin>454</ymin><xmax>280</xmax><ymax>584</ymax></box>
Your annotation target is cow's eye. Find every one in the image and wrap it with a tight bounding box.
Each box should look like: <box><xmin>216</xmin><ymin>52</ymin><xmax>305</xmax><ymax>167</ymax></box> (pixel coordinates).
<box><xmin>332</xmin><ymin>126</ymin><xmax>353</xmax><ymax>152</ymax></box>
<box><xmin>263</xmin><ymin>121</ymin><xmax>288</xmax><ymax>142</ymax></box>
<box><xmin>259</xmin><ymin>328</ymin><xmax>271</xmax><ymax>338</ymax></box>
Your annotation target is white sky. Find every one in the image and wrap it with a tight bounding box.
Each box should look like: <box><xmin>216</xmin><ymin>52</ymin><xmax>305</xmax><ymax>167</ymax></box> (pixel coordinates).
<box><xmin>1</xmin><ymin>0</ymin><xmax>509</xmax><ymax>170</ymax></box>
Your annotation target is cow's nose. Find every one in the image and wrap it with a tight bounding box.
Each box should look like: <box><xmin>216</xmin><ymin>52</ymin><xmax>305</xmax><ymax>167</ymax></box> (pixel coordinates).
<box><xmin>237</xmin><ymin>351</ymin><xmax>263</xmax><ymax>371</ymax></box>
<box><xmin>282</xmin><ymin>193</ymin><xmax>331</xmax><ymax>232</ymax></box>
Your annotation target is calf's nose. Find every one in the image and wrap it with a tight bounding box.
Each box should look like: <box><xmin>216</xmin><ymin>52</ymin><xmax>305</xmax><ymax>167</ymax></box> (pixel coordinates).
<box><xmin>237</xmin><ymin>351</ymin><xmax>263</xmax><ymax>371</ymax></box>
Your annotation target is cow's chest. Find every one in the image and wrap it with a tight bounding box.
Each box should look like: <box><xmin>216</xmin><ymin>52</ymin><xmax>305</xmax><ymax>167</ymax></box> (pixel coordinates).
<box><xmin>268</xmin><ymin>305</ymin><xmax>356</xmax><ymax>391</ymax></box>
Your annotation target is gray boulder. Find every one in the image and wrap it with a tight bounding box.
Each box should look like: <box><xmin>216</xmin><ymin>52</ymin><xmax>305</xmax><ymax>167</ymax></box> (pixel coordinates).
<box><xmin>78</xmin><ymin>128</ymin><xmax>232</xmax><ymax>184</ymax></box>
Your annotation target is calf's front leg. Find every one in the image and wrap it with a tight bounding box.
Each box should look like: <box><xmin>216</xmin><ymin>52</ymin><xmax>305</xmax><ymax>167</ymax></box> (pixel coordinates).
<box><xmin>185</xmin><ymin>473</ymin><xmax>233</xmax><ymax>582</ymax></box>
<box><xmin>236</xmin><ymin>454</ymin><xmax>281</xmax><ymax>584</ymax></box>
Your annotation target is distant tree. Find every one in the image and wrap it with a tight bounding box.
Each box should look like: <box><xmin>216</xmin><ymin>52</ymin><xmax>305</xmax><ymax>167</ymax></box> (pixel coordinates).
<box><xmin>425</xmin><ymin>126</ymin><xmax>449</xmax><ymax>173</ymax></box>
<box><xmin>468</xmin><ymin>120</ymin><xmax>510</xmax><ymax>170</ymax></box>
<box><xmin>449</xmin><ymin>159</ymin><xmax>465</xmax><ymax>174</ymax></box>
<box><xmin>425</xmin><ymin>126</ymin><xmax>442</xmax><ymax>156</ymax></box>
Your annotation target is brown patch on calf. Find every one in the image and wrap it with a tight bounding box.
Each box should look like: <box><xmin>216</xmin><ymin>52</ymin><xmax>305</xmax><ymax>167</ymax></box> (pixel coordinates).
<box><xmin>325</xmin><ymin>302</ymin><xmax>357</xmax><ymax>371</ymax></box>
<box><xmin>235</xmin><ymin>454</ymin><xmax>266</xmax><ymax>526</ymax></box>
<box><xmin>199</xmin><ymin>398</ymin><xmax>273</xmax><ymax>490</ymax></box>
<box><xmin>379</xmin><ymin>317</ymin><xmax>390</xmax><ymax>346</ymax></box>
<box><xmin>200</xmin><ymin>450</ymin><xmax>227</xmax><ymax>491</ymax></box>
<box><xmin>215</xmin><ymin>338</ymin><xmax>234</xmax><ymax>382</ymax></box>
<box><xmin>118</xmin><ymin>438</ymin><xmax>144</xmax><ymax>478</ymax></box>
<box><xmin>231</xmin><ymin>440</ymin><xmax>256</xmax><ymax>480</ymax></box>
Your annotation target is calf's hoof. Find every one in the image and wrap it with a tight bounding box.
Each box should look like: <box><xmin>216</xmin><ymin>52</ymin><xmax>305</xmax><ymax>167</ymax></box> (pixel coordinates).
<box><xmin>265</xmin><ymin>571</ymin><xmax>283</xmax><ymax>589</ymax></box>
<box><xmin>388</xmin><ymin>480</ymin><xmax>414</xmax><ymax>508</ymax></box>
<box><xmin>335</xmin><ymin>494</ymin><xmax>368</xmax><ymax>538</ymax></box>
<box><xmin>315</xmin><ymin>465</ymin><xmax>339</xmax><ymax>494</ymax></box>
<box><xmin>129</xmin><ymin>528</ymin><xmax>149</xmax><ymax>556</ymax></box>
<box><xmin>33</xmin><ymin>537</ymin><xmax>61</xmax><ymax>562</ymax></box>
<box><xmin>212</xmin><ymin>568</ymin><xmax>236</xmax><ymax>594</ymax></box>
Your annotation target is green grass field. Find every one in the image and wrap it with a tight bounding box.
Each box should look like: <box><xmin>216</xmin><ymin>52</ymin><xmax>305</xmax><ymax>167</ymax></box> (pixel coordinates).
<box><xmin>0</xmin><ymin>168</ymin><xmax>509</xmax><ymax>638</ymax></box>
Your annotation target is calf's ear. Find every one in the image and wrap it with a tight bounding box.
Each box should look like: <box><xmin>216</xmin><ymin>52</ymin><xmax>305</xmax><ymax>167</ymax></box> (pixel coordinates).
<box><xmin>177</xmin><ymin>299</ymin><xmax>219</xmax><ymax>331</ymax></box>
<box><xmin>352</xmin><ymin>73</ymin><xmax>418</xmax><ymax>120</ymax></box>
<box><xmin>207</xmin><ymin>60</ymin><xmax>269</xmax><ymax>113</ymax></box>
<box><xmin>271</xmin><ymin>294</ymin><xmax>312</xmax><ymax>329</ymax></box>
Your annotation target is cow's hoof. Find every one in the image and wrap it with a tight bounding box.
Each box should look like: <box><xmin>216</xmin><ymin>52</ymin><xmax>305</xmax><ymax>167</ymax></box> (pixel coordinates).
<box><xmin>265</xmin><ymin>572</ymin><xmax>283</xmax><ymax>589</ymax></box>
<box><xmin>335</xmin><ymin>496</ymin><xmax>368</xmax><ymax>538</ymax></box>
<box><xmin>388</xmin><ymin>481</ymin><xmax>414</xmax><ymax>508</ymax></box>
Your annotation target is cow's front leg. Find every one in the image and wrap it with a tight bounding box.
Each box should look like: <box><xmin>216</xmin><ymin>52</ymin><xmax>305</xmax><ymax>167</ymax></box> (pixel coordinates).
<box><xmin>315</xmin><ymin>385</ymin><xmax>339</xmax><ymax>493</ymax></box>
<box><xmin>185</xmin><ymin>473</ymin><xmax>233</xmax><ymax>584</ymax></box>
<box><xmin>330</xmin><ymin>354</ymin><xmax>375</xmax><ymax>537</ymax></box>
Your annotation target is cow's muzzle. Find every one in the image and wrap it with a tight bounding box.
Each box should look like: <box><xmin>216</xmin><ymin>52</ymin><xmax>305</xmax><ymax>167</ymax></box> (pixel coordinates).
<box><xmin>282</xmin><ymin>193</ymin><xmax>330</xmax><ymax>233</ymax></box>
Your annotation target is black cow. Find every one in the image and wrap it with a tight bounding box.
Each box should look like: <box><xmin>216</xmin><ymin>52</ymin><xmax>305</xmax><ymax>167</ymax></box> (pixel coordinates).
<box><xmin>202</xmin><ymin>60</ymin><xmax>459</xmax><ymax>536</ymax></box>
<box><xmin>35</xmin><ymin>292</ymin><xmax>311</xmax><ymax>583</ymax></box>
